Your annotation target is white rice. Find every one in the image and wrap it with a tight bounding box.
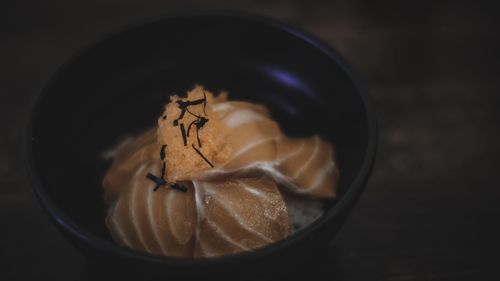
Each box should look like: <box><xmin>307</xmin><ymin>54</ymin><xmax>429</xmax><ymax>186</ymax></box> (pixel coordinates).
<box><xmin>282</xmin><ymin>192</ymin><xmax>325</xmax><ymax>233</ymax></box>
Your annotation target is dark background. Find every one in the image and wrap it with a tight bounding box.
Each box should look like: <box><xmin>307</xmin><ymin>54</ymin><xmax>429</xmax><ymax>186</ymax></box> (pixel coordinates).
<box><xmin>2</xmin><ymin>0</ymin><xmax>499</xmax><ymax>280</ymax></box>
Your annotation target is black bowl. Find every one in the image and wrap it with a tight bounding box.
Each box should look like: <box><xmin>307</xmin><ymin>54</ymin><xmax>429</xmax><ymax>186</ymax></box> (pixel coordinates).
<box><xmin>25</xmin><ymin>13</ymin><xmax>377</xmax><ymax>280</ymax></box>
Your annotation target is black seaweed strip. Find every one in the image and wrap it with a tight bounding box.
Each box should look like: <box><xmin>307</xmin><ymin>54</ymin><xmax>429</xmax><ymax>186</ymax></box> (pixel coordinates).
<box><xmin>183</xmin><ymin>98</ymin><xmax>205</xmax><ymax>106</ymax></box>
<box><xmin>160</xmin><ymin>162</ymin><xmax>166</xmax><ymax>178</ymax></box>
<box><xmin>196</xmin><ymin>126</ymin><xmax>201</xmax><ymax>147</ymax></box>
<box><xmin>196</xmin><ymin>117</ymin><xmax>208</xmax><ymax>147</ymax></box>
<box><xmin>185</xmin><ymin>107</ymin><xmax>202</xmax><ymax>119</ymax></box>
<box><xmin>179</xmin><ymin>123</ymin><xmax>187</xmax><ymax>146</ymax></box>
<box><xmin>146</xmin><ymin>173</ymin><xmax>166</xmax><ymax>184</ymax></box>
<box><xmin>192</xmin><ymin>144</ymin><xmax>214</xmax><ymax>167</ymax></box>
<box><xmin>202</xmin><ymin>90</ymin><xmax>207</xmax><ymax>116</ymax></box>
<box><xmin>160</xmin><ymin>145</ymin><xmax>167</xmax><ymax>160</ymax></box>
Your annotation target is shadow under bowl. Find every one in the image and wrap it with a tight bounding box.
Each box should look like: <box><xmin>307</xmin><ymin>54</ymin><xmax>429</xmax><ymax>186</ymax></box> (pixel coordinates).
<box><xmin>25</xmin><ymin>13</ymin><xmax>377</xmax><ymax>280</ymax></box>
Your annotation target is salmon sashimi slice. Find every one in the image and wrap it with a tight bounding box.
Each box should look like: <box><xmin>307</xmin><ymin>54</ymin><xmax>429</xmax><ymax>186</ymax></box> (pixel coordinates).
<box><xmin>193</xmin><ymin>177</ymin><xmax>289</xmax><ymax>257</ymax></box>
<box><xmin>104</xmin><ymin>134</ymin><xmax>197</xmax><ymax>257</ymax></box>
<box><xmin>105</xmin><ymin>160</ymin><xmax>197</xmax><ymax>257</ymax></box>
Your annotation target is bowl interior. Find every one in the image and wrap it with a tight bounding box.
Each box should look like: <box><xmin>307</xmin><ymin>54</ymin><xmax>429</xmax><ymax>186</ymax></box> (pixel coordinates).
<box><xmin>29</xmin><ymin>15</ymin><xmax>370</xmax><ymax>253</ymax></box>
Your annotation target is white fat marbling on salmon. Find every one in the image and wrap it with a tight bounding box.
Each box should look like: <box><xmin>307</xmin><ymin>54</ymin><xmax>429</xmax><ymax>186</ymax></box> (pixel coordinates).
<box><xmin>201</xmin><ymin>161</ymin><xmax>298</xmax><ymax>193</ymax></box>
<box><xmin>309</xmin><ymin>158</ymin><xmax>336</xmax><ymax>191</ymax></box>
<box><xmin>239</xmin><ymin>181</ymin><xmax>284</xmax><ymax>221</ymax></box>
<box><xmin>224</xmin><ymin>136</ymin><xmax>280</xmax><ymax>164</ymax></box>
<box><xmin>192</xmin><ymin>180</ymin><xmax>205</xmax><ymax>254</ymax></box>
<box><xmin>108</xmin><ymin>203</ymin><xmax>133</xmax><ymax>247</ymax></box>
<box><xmin>277</xmin><ymin>141</ymin><xmax>305</xmax><ymax>163</ymax></box>
<box><xmin>165</xmin><ymin>189</ymin><xmax>178</xmax><ymax>241</ymax></box>
<box><xmin>224</xmin><ymin>109</ymin><xmax>265</xmax><ymax>128</ymax></box>
<box><xmin>129</xmin><ymin>164</ymin><xmax>150</xmax><ymax>251</ymax></box>
<box><xmin>211</xmin><ymin>103</ymin><xmax>234</xmax><ymax>112</ymax></box>
<box><xmin>241</xmin><ymin>183</ymin><xmax>267</xmax><ymax>199</ymax></box>
<box><xmin>146</xmin><ymin>172</ymin><xmax>167</xmax><ymax>255</ymax></box>
<box><xmin>292</xmin><ymin>136</ymin><xmax>319</xmax><ymax>179</ymax></box>
<box><xmin>203</xmin><ymin>183</ymin><xmax>273</xmax><ymax>243</ymax></box>
<box><xmin>206</xmin><ymin>219</ymin><xmax>249</xmax><ymax>251</ymax></box>
<box><xmin>193</xmin><ymin>181</ymin><xmax>250</xmax><ymax>255</ymax></box>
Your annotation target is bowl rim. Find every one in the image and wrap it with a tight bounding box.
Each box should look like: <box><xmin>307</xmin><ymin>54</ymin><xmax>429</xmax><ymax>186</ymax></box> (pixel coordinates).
<box><xmin>24</xmin><ymin>12</ymin><xmax>377</xmax><ymax>265</ymax></box>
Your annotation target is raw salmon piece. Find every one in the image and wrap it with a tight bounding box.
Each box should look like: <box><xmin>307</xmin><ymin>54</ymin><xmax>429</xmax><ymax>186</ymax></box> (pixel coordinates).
<box><xmin>193</xmin><ymin>177</ymin><xmax>289</xmax><ymax>257</ymax></box>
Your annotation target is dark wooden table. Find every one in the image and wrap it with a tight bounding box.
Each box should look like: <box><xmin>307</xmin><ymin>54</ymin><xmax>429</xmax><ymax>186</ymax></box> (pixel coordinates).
<box><xmin>2</xmin><ymin>1</ymin><xmax>499</xmax><ymax>280</ymax></box>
